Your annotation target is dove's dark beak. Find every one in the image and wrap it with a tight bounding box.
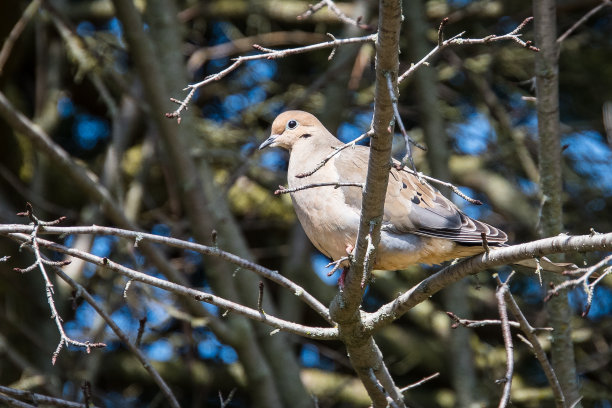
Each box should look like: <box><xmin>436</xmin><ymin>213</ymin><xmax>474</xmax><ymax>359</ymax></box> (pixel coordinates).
<box><xmin>259</xmin><ymin>135</ymin><xmax>278</xmax><ymax>150</ymax></box>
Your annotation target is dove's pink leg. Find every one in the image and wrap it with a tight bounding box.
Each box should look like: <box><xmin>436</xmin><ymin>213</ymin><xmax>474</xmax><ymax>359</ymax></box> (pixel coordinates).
<box><xmin>337</xmin><ymin>244</ymin><xmax>355</xmax><ymax>289</ymax></box>
<box><xmin>338</xmin><ymin>267</ymin><xmax>348</xmax><ymax>289</ymax></box>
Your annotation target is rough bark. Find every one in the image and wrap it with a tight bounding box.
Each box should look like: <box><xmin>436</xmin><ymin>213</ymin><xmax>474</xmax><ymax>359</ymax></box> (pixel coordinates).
<box><xmin>328</xmin><ymin>1</ymin><xmax>406</xmax><ymax>406</ymax></box>
<box><xmin>534</xmin><ymin>0</ymin><xmax>581</xmax><ymax>406</ymax></box>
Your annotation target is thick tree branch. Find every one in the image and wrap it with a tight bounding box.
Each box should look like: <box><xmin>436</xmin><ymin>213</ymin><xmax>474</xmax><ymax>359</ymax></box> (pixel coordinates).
<box><xmin>534</xmin><ymin>0</ymin><xmax>581</xmax><ymax>404</ymax></box>
<box><xmin>327</xmin><ymin>1</ymin><xmax>406</xmax><ymax>407</ymax></box>
<box><xmin>363</xmin><ymin>232</ymin><xmax>612</xmax><ymax>333</ymax></box>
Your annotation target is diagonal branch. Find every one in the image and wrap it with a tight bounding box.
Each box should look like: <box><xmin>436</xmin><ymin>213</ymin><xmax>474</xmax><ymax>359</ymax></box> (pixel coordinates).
<box><xmin>0</xmin><ymin>223</ymin><xmax>331</xmax><ymax>324</ymax></box>
<box><xmin>166</xmin><ymin>33</ymin><xmax>376</xmax><ymax>120</ymax></box>
<box><xmin>14</xmin><ymin>246</ymin><xmax>180</xmax><ymax>408</ymax></box>
<box><xmin>6</xmin><ymin>232</ymin><xmax>338</xmax><ymax>340</ymax></box>
<box><xmin>297</xmin><ymin>0</ymin><xmax>374</xmax><ymax>30</ymax></box>
<box><xmin>0</xmin><ymin>0</ymin><xmax>41</xmax><ymax>75</ymax></box>
<box><xmin>398</xmin><ymin>17</ymin><xmax>538</xmax><ymax>84</ymax></box>
<box><xmin>363</xmin><ymin>232</ymin><xmax>612</xmax><ymax>333</ymax></box>
<box><xmin>0</xmin><ymin>386</ymin><xmax>88</xmax><ymax>408</ymax></box>
<box><xmin>503</xmin><ymin>286</ymin><xmax>565</xmax><ymax>407</ymax></box>
<box><xmin>557</xmin><ymin>0</ymin><xmax>611</xmax><ymax>44</ymax></box>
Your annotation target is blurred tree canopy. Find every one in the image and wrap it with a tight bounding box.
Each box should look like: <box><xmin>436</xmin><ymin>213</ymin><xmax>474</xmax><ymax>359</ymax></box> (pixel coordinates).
<box><xmin>0</xmin><ymin>0</ymin><xmax>611</xmax><ymax>407</ymax></box>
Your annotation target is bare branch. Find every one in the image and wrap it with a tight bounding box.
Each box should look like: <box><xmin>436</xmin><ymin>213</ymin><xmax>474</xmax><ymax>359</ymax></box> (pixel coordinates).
<box><xmin>0</xmin><ymin>223</ymin><xmax>332</xmax><ymax>324</ymax></box>
<box><xmin>296</xmin><ymin>0</ymin><xmax>327</xmax><ymax>20</ymax></box>
<box><xmin>51</xmin><ymin>260</ymin><xmax>180</xmax><ymax>408</ymax></box>
<box><xmin>400</xmin><ymin>372</ymin><xmax>440</xmax><ymax>392</ymax></box>
<box><xmin>258</xmin><ymin>281</ymin><xmax>265</xmax><ymax>313</ymax></box>
<box><xmin>503</xmin><ymin>288</ymin><xmax>566</xmax><ymax>406</ymax></box>
<box><xmin>392</xmin><ymin>164</ymin><xmax>483</xmax><ymax>205</ymax></box>
<box><xmin>166</xmin><ymin>34</ymin><xmax>376</xmax><ymax>119</ymax></box>
<box><xmin>557</xmin><ymin>0</ymin><xmax>611</xmax><ymax>44</ymax></box>
<box><xmin>275</xmin><ymin>182</ymin><xmax>364</xmax><ymax>195</ymax></box>
<box><xmin>545</xmin><ymin>254</ymin><xmax>612</xmax><ymax>316</ymax></box>
<box><xmin>384</xmin><ymin>71</ymin><xmax>426</xmax><ymax>175</ymax></box>
<box><xmin>438</xmin><ymin>17</ymin><xmax>450</xmax><ymax>46</ymax></box>
<box><xmin>296</xmin><ymin>130</ymin><xmax>374</xmax><ymax>178</ymax></box>
<box><xmin>0</xmin><ymin>385</ymin><xmax>89</xmax><ymax>408</ymax></box>
<box><xmin>0</xmin><ymin>393</ymin><xmax>37</xmax><ymax>408</ymax></box>
<box><xmin>446</xmin><ymin>311</ymin><xmax>552</xmax><ymax>330</ymax></box>
<box><xmin>11</xmin><ymin>209</ymin><xmax>106</xmax><ymax>365</ymax></box>
<box><xmin>363</xmin><ymin>232</ymin><xmax>612</xmax><ymax>333</ymax></box>
<box><xmin>495</xmin><ymin>274</ymin><xmax>515</xmax><ymax>408</ymax></box>
<box><xmin>399</xmin><ymin>17</ymin><xmax>538</xmax><ymax>84</ymax></box>
<box><xmin>0</xmin><ymin>0</ymin><xmax>41</xmax><ymax>75</ymax></box>
<box><xmin>6</xmin><ymin>232</ymin><xmax>338</xmax><ymax>340</ymax></box>
<box><xmin>219</xmin><ymin>389</ymin><xmax>236</xmax><ymax>408</ymax></box>
<box><xmin>297</xmin><ymin>0</ymin><xmax>373</xmax><ymax>30</ymax></box>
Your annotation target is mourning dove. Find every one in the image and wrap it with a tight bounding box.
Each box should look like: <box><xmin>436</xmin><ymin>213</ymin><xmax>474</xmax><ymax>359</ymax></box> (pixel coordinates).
<box><xmin>259</xmin><ymin>110</ymin><xmax>509</xmax><ymax>271</ymax></box>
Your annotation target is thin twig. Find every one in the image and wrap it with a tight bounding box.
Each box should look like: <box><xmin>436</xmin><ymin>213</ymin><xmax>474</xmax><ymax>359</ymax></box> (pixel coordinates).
<box><xmin>0</xmin><ymin>385</ymin><xmax>88</xmax><ymax>408</ymax></box>
<box><xmin>50</xmin><ymin>263</ymin><xmax>181</xmax><ymax>408</ymax></box>
<box><xmin>81</xmin><ymin>381</ymin><xmax>92</xmax><ymax>408</ymax></box>
<box><xmin>503</xmin><ymin>289</ymin><xmax>565</xmax><ymax>406</ymax></box>
<box><xmin>384</xmin><ymin>72</ymin><xmax>424</xmax><ymax>176</ymax></box>
<box><xmin>296</xmin><ymin>0</ymin><xmax>326</xmax><ymax>20</ymax></box>
<box><xmin>362</xmin><ymin>221</ymin><xmax>377</xmax><ymax>288</ymax></box>
<box><xmin>136</xmin><ymin>317</ymin><xmax>147</xmax><ymax>347</ymax></box>
<box><xmin>481</xmin><ymin>232</ymin><xmax>490</xmax><ymax>254</ymax></box>
<box><xmin>326</xmin><ymin>256</ymin><xmax>348</xmax><ymax>276</ymax></box>
<box><xmin>557</xmin><ymin>0</ymin><xmax>611</xmax><ymax>44</ymax></box>
<box><xmin>167</xmin><ymin>34</ymin><xmax>376</xmax><ymax>120</ymax></box>
<box><xmin>296</xmin><ymin>130</ymin><xmax>373</xmax><ymax>178</ymax></box>
<box><xmin>275</xmin><ymin>182</ymin><xmax>364</xmax><ymax>195</ymax></box>
<box><xmin>399</xmin><ymin>17</ymin><xmax>538</xmax><ymax>84</ymax></box>
<box><xmin>297</xmin><ymin>0</ymin><xmax>373</xmax><ymax>30</ymax></box>
<box><xmin>393</xmin><ymin>163</ymin><xmax>483</xmax><ymax>205</ymax></box>
<box><xmin>219</xmin><ymin>389</ymin><xmax>236</xmax><ymax>408</ymax></box>
<box><xmin>545</xmin><ymin>254</ymin><xmax>612</xmax><ymax>316</ymax></box>
<box><xmin>399</xmin><ymin>372</ymin><xmax>440</xmax><ymax>392</ymax></box>
<box><xmin>367</xmin><ymin>369</ymin><xmax>399</xmax><ymax>408</ymax></box>
<box><xmin>14</xmin><ymin>206</ymin><xmax>105</xmax><ymax>365</ymax></box>
<box><xmin>258</xmin><ymin>281</ymin><xmax>265</xmax><ymax>313</ymax></box>
<box><xmin>438</xmin><ymin>17</ymin><xmax>449</xmax><ymax>46</ymax></box>
<box><xmin>495</xmin><ymin>273</ymin><xmax>515</xmax><ymax>408</ymax></box>
<box><xmin>0</xmin><ymin>0</ymin><xmax>41</xmax><ymax>75</ymax></box>
<box><xmin>446</xmin><ymin>311</ymin><xmax>553</xmax><ymax>331</ymax></box>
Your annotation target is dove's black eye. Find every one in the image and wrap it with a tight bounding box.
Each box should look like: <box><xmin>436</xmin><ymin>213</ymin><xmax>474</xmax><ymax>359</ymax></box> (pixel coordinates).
<box><xmin>287</xmin><ymin>119</ymin><xmax>298</xmax><ymax>130</ymax></box>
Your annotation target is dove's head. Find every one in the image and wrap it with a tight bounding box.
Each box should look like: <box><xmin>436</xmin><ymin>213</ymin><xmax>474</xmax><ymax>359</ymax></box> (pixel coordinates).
<box><xmin>259</xmin><ymin>110</ymin><xmax>333</xmax><ymax>151</ymax></box>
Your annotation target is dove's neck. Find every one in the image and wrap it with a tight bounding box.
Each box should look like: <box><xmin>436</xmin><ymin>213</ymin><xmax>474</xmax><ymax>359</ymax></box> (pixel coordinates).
<box><xmin>287</xmin><ymin>131</ymin><xmax>342</xmax><ymax>184</ymax></box>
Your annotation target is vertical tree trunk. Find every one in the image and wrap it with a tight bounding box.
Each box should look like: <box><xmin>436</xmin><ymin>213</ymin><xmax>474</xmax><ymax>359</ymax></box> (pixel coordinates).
<box><xmin>113</xmin><ymin>0</ymin><xmax>311</xmax><ymax>406</ymax></box>
<box><xmin>533</xmin><ymin>1</ymin><xmax>580</xmax><ymax>406</ymax></box>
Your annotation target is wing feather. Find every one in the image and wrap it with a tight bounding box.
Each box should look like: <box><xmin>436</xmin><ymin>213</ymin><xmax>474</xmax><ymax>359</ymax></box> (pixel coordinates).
<box><xmin>332</xmin><ymin>147</ymin><xmax>507</xmax><ymax>245</ymax></box>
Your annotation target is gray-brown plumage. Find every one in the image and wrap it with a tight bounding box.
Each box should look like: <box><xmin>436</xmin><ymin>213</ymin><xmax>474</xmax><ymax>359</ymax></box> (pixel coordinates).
<box><xmin>259</xmin><ymin>110</ymin><xmax>507</xmax><ymax>270</ymax></box>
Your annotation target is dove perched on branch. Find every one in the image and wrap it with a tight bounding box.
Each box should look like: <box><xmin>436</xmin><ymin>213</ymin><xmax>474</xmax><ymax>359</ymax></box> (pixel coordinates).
<box><xmin>259</xmin><ymin>110</ymin><xmax>508</xmax><ymax>271</ymax></box>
